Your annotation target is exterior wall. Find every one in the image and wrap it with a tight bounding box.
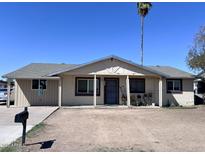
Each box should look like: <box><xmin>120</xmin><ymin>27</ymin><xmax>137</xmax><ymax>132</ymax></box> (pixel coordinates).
<box><xmin>119</xmin><ymin>76</ymin><xmax>159</xmax><ymax>105</ymax></box>
<box><xmin>61</xmin><ymin>75</ymin><xmax>104</xmax><ymax>106</ymax></box>
<box><xmin>15</xmin><ymin>79</ymin><xmax>58</xmax><ymax>106</ymax></box>
<box><xmin>162</xmin><ymin>78</ymin><xmax>194</xmax><ymax>106</ymax></box>
<box><xmin>14</xmin><ymin>77</ymin><xmax>194</xmax><ymax>107</ymax></box>
<box><xmin>61</xmin><ymin>75</ymin><xmax>159</xmax><ymax>106</ymax></box>
<box><xmin>145</xmin><ymin>77</ymin><xmax>159</xmax><ymax>105</ymax></box>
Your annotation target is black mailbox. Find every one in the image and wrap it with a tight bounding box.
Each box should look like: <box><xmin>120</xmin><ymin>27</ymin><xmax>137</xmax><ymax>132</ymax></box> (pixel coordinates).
<box><xmin>15</xmin><ymin>110</ymin><xmax>29</xmax><ymax>123</ymax></box>
<box><xmin>14</xmin><ymin>107</ymin><xmax>29</xmax><ymax>145</ymax></box>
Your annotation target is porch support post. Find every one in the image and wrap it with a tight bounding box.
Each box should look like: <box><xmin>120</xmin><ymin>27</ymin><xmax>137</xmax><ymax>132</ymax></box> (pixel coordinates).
<box><xmin>14</xmin><ymin>80</ymin><xmax>17</xmax><ymax>106</ymax></box>
<box><xmin>7</xmin><ymin>79</ymin><xmax>11</xmax><ymax>108</ymax></box>
<box><xmin>159</xmin><ymin>77</ymin><xmax>163</xmax><ymax>107</ymax></box>
<box><xmin>126</xmin><ymin>75</ymin><xmax>130</xmax><ymax>107</ymax></box>
<box><xmin>93</xmin><ymin>74</ymin><xmax>97</xmax><ymax>107</ymax></box>
<box><xmin>58</xmin><ymin>78</ymin><xmax>62</xmax><ymax>107</ymax></box>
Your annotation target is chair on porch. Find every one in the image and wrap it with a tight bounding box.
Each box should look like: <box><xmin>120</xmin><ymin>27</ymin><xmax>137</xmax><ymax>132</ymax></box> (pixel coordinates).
<box><xmin>136</xmin><ymin>94</ymin><xmax>143</xmax><ymax>106</ymax></box>
<box><xmin>143</xmin><ymin>93</ymin><xmax>153</xmax><ymax>106</ymax></box>
<box><xmin>130</xmin><ymin>95</ymin><xmax>137</xmax><ymax>106</ymax></box>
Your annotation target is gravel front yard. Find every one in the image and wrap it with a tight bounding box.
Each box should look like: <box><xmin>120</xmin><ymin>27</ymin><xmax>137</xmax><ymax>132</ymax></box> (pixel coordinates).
<box><xmin>8</xmin><ymin>106</ymin><xmax>205</xmax><ymax>152</ymax></box>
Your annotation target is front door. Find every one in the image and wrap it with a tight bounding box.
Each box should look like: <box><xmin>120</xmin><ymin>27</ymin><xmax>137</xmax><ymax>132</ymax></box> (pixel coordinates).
<box><xmin>104</xmin><ymin>78</ymin><xmax>119</xmax><ymax>105</ymax></box>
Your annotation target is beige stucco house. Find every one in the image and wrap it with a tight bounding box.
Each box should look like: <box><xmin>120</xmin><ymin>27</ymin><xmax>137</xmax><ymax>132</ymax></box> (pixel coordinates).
<box><xmin>3</xmin><ymin>55</ymin><xmax>195</xmax><ymax>107</ymax></box>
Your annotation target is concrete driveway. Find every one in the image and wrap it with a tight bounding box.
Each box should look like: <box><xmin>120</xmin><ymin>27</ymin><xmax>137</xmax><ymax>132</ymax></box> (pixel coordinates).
<box><xmin>0</xmin><ymin>106</ymin><xmax>58</xmax><ymax>146</ymax></box>
<box><xmin>19</xmin><ymin>106</ymin><xmax>205</xmax><ymax>152</ymax></box>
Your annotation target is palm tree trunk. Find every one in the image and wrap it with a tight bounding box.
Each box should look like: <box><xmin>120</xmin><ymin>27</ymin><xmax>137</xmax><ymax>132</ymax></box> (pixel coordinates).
<box><xmin>140</xmin><ymin>16</ymin><xmax>144</xmax><ymax>66</ymax></box>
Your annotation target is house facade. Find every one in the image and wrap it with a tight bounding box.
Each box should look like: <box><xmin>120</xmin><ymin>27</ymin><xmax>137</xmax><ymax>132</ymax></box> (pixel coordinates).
<box><xmin>3</xmin><ymin>55</ymin><xmax>195</xmax><ymax>107</ymax></box>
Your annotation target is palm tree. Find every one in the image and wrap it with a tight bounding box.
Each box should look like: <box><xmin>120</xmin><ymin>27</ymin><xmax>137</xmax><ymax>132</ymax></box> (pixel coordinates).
<box><xmin>137</xmin><ymin>2</ymin><xmax>152</xmax><ymax>66</ymax></box>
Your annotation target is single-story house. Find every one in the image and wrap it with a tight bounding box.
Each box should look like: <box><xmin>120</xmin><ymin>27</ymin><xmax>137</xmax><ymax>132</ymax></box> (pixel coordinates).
<box><xmin>2</xmin><ymin>55</ymin><xmax>195</xmax><ymax>107</ymax></box>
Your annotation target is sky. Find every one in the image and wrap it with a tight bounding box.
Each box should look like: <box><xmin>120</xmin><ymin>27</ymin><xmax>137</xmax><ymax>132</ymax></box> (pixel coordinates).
<box><xmin>0</xmin><ymin>2</ymin><xmax>205</xmax><ymax>79</ymax></box>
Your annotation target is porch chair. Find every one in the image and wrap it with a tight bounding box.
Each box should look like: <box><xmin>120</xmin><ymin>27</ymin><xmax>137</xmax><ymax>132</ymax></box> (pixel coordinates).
<box><xmin>130</xmin><ymin>95</ymin><xmax>137</xmax><ymax>106</ymax></box>
<box><xmin>136</xmin><ymin>94</ymin><xmax>143</xmax><ymax>106</ymax></box>
<box><xmin>147</xmin><ymin>93</ymin><xmax>153</xmax><ymax>105</ymax></box>
<box><xmin>143</xmin><ymin>93</ymin><xmax>153</xmax><ymax>106</ymax></box>
<box><xmin>143</xmin><ymin>94</ymin><xmax>148</xmax><ymax>106</ymax></box>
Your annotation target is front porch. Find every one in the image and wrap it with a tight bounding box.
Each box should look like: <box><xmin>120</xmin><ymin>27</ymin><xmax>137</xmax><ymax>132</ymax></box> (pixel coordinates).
<box><xmin>92</xmin><ymin>74</ymin><xmax>163</xmax><ymax>107</ymax></box>
<box><xmin>59</xmin><ymin>74</ymin><xmax>163</xmax><ymax>107</ymax></box>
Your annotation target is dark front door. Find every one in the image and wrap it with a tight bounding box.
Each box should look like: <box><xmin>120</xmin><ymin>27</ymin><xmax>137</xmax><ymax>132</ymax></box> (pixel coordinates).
<box><xmin>104</xmin><ymin>78</ymin><xmax>119</xmax><ymax>105</ymax></box>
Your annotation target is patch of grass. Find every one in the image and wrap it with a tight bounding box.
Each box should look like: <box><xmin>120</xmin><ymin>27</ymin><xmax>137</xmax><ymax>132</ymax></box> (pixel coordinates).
<box><xmin>0</xmin><ymin>122</ymin><xmax>45</xmax><ymax>152</ymax></box>
<box><xmin>27</xmin><ymin>122</ymin><xmax>45</xmax><ymax>138</ymax></box>
<box><xmin>0</xmin><ymin>145</ymin><xmax>18</xmax><ymax>152</ymax></box>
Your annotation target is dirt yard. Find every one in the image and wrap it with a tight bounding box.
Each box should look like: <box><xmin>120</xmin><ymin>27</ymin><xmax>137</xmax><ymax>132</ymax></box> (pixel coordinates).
<box><xmin>15</xmin><ymin>107</ymin><xmax>205</xmax><ymax>152</ymax></box>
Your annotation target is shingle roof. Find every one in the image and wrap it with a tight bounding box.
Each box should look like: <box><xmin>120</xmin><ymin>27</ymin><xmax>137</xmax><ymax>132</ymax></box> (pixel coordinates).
<box><xmin>148</xmin><ymin>66</ymin><xmax>194</xmax><ymax>78</ymax></box>
<box><xmin>2</xmin><ymin>56</ymin><xmax>194</xmax><ymax>79</ymax></box>
<box><xmin>2</xmin><ymin>63</ymin><xmax>77</xmax><ymax>79</ymax></box>
<box><xmin>46</xmin><ymin>55</ymin><xmax>169</xmax><ymax>77</ymax></box>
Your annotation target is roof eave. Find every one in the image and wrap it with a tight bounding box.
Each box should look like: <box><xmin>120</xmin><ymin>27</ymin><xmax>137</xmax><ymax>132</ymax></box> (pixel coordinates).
<box><xmin>2</xmin><ymin>76</ymin><xmax>60</xmax><ymax>80</ymax></box>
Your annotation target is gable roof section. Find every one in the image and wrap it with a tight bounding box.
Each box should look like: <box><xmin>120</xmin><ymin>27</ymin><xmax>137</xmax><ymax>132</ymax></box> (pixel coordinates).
<box><xmin>2</xmin><ymin>63</ymin><xmax>77</xmax><ymax>79</ymax></box>
<box><xmin>148</xmin><ymin>66</ymin><xmax>195</xmax><ymax>78</ymax></box>
<box><xmin>2</xmin><ymin>55</ymin><xmax>194</xmax><ymax>79</ymax></box>
<box><xmin>46</xmin><ymin>55</ymin><xmax>169</xmax><ymax>77</ymax></box>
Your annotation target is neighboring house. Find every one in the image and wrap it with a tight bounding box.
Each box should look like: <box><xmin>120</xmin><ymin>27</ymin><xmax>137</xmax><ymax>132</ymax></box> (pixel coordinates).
<box><xmin>194</xmin><ymin>72</ymin><xmax>205</xmax><ymax>104</ymax></box>
<box><xmin>0</xmin><ymin>80</ymin><xmax>14</xmax><ymax>89</ymax></box>
<box><xmin>2</xmin><ymin>55</ymin><xmax>195</xmax><ymax>107</ymax></box>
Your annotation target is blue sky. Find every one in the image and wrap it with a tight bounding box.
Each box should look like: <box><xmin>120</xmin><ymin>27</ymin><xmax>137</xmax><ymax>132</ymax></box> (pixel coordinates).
<box><xmin>0</xmin><ymin>2</ymin><xmax>205</xmax><ymax>79</ymax></box>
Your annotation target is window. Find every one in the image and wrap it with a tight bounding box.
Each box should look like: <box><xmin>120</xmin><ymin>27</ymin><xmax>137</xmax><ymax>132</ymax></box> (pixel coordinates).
<box><xmin>32</xmin><ymin>80</ymin><xmax>39</xmax><ymax>89</ymax></box>
<box><xmin>130</xmin><ymin>78</ymin><xmax>145</xmax><ymax>93</ymax></box>
<box><xmin>32</xmin><ymin>80</ymin><xmax>47</xmax><ymax>90</ymax></box>
<box><xmin>166</xmin><ymin>79</ymin><xmax>182</xmax><ymax>93</ymax></box>
<box><xmin>76</xmin><ymin>78</ymin><xmax>100</xmax><ymax>96</ymax></box>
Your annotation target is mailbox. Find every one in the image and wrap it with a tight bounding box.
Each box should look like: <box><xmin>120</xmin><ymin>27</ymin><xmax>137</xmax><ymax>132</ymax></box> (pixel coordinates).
<box><xmin>14</xmin><ymin>107</ymin><xmax>29</xmax><ymax>145</ymax></box>
<box><xmin>15</xmin><ymin>110</ymin><xmax>29</xmax><ymax>123</ymax></box>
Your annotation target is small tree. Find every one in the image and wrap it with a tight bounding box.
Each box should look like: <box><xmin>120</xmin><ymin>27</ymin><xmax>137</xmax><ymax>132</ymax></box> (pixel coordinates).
<box><xmin>186</xmin><ymin>26</ymin><xmax>205</xmax><ymax>73</ymax></box>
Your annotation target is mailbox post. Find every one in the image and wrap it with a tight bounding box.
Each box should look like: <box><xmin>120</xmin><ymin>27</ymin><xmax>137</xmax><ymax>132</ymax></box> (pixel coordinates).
<box><xmin>14</xmin><ymin>107</ymin><xmax>29</xmax><ymax>145</ymax></box>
